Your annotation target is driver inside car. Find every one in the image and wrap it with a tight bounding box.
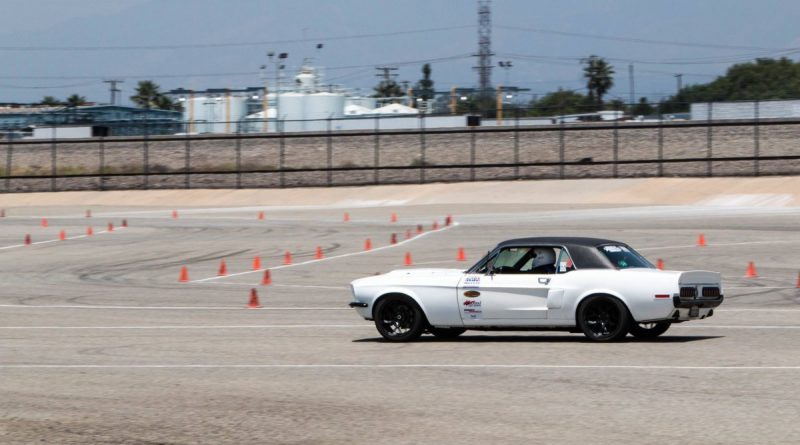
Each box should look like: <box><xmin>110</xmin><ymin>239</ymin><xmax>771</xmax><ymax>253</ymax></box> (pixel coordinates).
<box><xmin>530</xmin><ymin>247</ymin><xmax>556</xmax><ymax>274</ymax></box>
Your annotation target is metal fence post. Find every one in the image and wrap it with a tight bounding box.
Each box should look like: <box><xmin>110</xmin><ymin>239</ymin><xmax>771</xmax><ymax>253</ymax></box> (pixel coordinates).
<box><xmin>326</xmin><ymin>116</ymin><xmax>333</xmax><ymax>186</ymax></box>
<box><xmin>143</xmin><ymin>118</ymin><xmax>150</xmax><ymax>189</ymax></box>
<box><xmin>513</xmin><ymin>108</ymin><xmax>520</xmax><ymax>179</ymax></box>
<box><xmin>559</xmin><ymin>119</ymin><xmax>565</xmax><ymax>179</ymax></box>
<box><xmin>235</xmin><ymin>121</ymin><xmax>242</xmax><ymax>189</ymax></box>
<box><xmin>657</xmin><ymin>104</ymin><xmax>664</xmax><ymax>177</ymax></box>
<box><xmin>419</xmin><ymin>114</ymin><xmax>426</xmax><ymax>184</ymax></box>
<box><xmin>754</xmin><ymin>99</ymin><xmax>760</xmax><ymax>176</ymax></box>
<box><xmin>374</xmin><ymin>116</ymin><xmax>380</xmax><ymax>185</ymax></box>
<box><xmin>612</xmin><ymin>106</ymin><xmax>619</xmax><ymax>178</ymax></box>
<box><xmin>98</xmin><ymin>136</ymin><xmax>105</xmax><ymax>191</ymax></box>
<box><xmin>706</xmin><ymin>101</ymin><xmax>713</xmax><ymax>177</ymax></box>
<box><xmin>184</xmin><ymin>128</ymin><xmax>191</xmax><ymax>189</ymax></box>
<box><xmin>4</xmin><ymin>135</ymin><xmax>13</xmax><ymax>192</ymax></box>
<box><xmin>470</xmin><ymin>127</ymin><xmax>476</xmax><ymax>181</ymax></box>
<box><xmin>50</xmin><ymin>126</ymin><xmax>57</xmax><ymax>191</ymax></box>
<box><xmin>279</xmin><ymin>123</ymin><xmax>285</xmax><ymax>188</ymax></box>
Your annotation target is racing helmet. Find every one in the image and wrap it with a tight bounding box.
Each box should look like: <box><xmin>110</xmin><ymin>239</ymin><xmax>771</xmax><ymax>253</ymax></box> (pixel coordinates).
<box><xmin>532</xmin><ymin>247</ymin><xmax>556</xmax><ymax>268</ymax></box>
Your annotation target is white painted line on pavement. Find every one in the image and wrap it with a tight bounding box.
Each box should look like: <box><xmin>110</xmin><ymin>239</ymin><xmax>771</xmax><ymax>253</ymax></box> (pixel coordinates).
<box><xmin>190</xmin><ymin>222</ymin><xmax>460</xmax><ymax>283</ymax></box>
<box><xmin>674</xmin><ymin>325</ymin><xmax>800</xmax><ymax>329</ymax></box>
<box><xmin>0</xmin><ymin>227</ymin><xmax>125</xmax><ymax>251</ymax></box>
<box><xmin>1</xmin><ymin>364</ymin><xmax>799</xmax><ymax>370</ymax></box>
<box><xmin>0</xmin><ymin>324</ymin><xmax>367</xmax><ymax>330</ymax></box>
<box><xmin>0</xmin><ymin>304</ymin><xmax>349</xmax><ymax>310</ymax></box>
<box><xmin>197</xmin><ymin>282</ymin><xmax>347</xmax><ymax>290</ymax></box>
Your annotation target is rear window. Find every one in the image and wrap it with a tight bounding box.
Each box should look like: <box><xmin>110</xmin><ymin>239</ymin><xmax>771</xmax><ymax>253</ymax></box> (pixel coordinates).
<box><xmin>598</xmin><ymin>244</ymin><xmax>653</xmax><ymax>269</ymax></box>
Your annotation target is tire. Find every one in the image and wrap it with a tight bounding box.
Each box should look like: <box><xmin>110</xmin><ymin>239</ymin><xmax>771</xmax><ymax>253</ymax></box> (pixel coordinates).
<box><xmin>577</xmin><ymin>295</ymin><xmax>631</xmax><ymax>342</ymax></box>
<box><xmin>373</xmin><ymin>295</ymin><xmax>426</xmax><ymax>342</ymax></box>
<box><xmin>628</xmin><ymin>321</ymin><xmax>671</xmax><ymax>339</ymax></box>
<box><xmin>429</xmin><ymin>327</ymin><xmax>467</xmax><ymax>339</ymax></box>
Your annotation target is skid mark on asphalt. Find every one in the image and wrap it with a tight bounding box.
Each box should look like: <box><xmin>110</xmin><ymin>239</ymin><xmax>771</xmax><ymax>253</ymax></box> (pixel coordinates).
<box><xmin>190</xmin><ymin>222</ymin><xmax>460</xmax><ymax>283</ymax></box>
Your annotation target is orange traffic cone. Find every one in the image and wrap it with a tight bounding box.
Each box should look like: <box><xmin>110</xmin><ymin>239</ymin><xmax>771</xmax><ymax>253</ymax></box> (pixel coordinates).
<box><xmin>258</xmin><ymin>211</ymin><xmax>265</xmax><ymax>220</ymax></box>
<box><xmin>85</xmin><ymin>209</ymin><xmax>91</xmax><ymax>218</ymax></box>
<box><xmin>252</xmin><ymin>256</ymin><xmax>261</xmax><ymax>270</ymax></box>
<box><xmin>315</xmin><ymin>246</ymin><xmax>324</xmax><ymax>260</ymax></box>
<box><xmin>178</xmin><ymin>266</ymin><xmax>189</xmax><ymax>283</ymax></box>
<box><xmin>261</xmin><ymin>269</ymin><xmax>272</xmax><ymax>285</ymax></box>
<box><xmin>59</xmin><ymin>230</ymin><xmax>66</xmax><ymax>241</ymax></box>
<box><xmin>745</xmin><ymin>261</ymin><xmax>758</xmax><ymax>278</ymax></box>
<box><xmin>416</xmin><ymin>224</ymin><xmax>423</xmax><ymax>234</ymax></box>
<box><xmin>795</xmin><ymin>272</ymin><xmax>800</xmax><ymax>289</ymax></box>
<box><xmin>24</xmin><ymin>234</ymin><xmax>31</xmax><ymax>245</ymax></box>
<box><xmin>87</xmin><ymin>226</ymin><xmax>93</xmax><ymax>236</ymax></box>
<box><xmin>457</xmin><ymin>247</ymin><xmax>466</xmax><ymax>262</ymax></box>
<box><xmin>343</xmin><ymin>212</ymin><xmax>350</xmax><ymax>222</ymax></box>
<box><xmin>218</xmin><ymin>260</ymin><xmax>228</xmax><ymax>276</ymax></box>
<box><xmin>432</xmin><ymin>221</ymin><xmax>439</xmax><ymax>230</ymax></box>
<box><xmin>391</xmin><ymin>213</ymin><xmax>398</xmax><ymax>223</ymax></box>
<box><xmin>404</xmin><ymin>252</ymin><xmax>413</xmax><ymax>266</ymax></box>
<box><xmin>445</xmin><ymin>215</ymin><xmax>452</xmax><ymax>226</ymax></box>
<box><xmin>247</xmin><ymin>288</ymin><xmax>262</xmax><ymax>309</ymax></box>
<box><xmin>364</xmin><ymin>238</ymin><xmax>372</xmax><ymax>251</ymax></box>
<box><xmin>121</xmin><ymin>219</ymin><xmax>128</xmax><ymax>228</ymax></box>
<box><xmin>107</xmin><ymin>222</ymin><xmax>114</xmax><ymax>232</ymax></box>
<box><xmin>171</xmin><ymin>210</ymin><xmax>178</xmax><ymax>219</ymax></box>
<box><xmin>283</xmin><ymin>251</ymin><xmax>293</xmax><ymax>265</ymax></box>
<box><xmin>697</xmin><ymin>234</ymin><xmax>707</xmax><ymax>247</ymax></box>
<box><xmin>390</xmin><ymin>233</ymin><xmax>397</xmax><ymax>245</ymax></box>
<box><xmin>41</xmin><ymin>218</ymin><xmax>48</xmax><ymax>228</ymax></box>
<box><xmin>656</xmin><ymin>259</ymin><xmax>664</xmax><ymax>270</ymax></box>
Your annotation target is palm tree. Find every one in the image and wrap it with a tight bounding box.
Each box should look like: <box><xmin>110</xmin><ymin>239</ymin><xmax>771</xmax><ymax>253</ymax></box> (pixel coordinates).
<box><xmin>65</xmin><ymin>94</ymin><xmax>88</xmax><ymax>108</ymax></box>
<box><xmin>130</xmin><ymin>80</ymin><xmax>162</xmax><ymax>109</ymax></box>
<box><xmin>582</xmin><ymin>55</ymin><xmax>615</xmax><ymax>109</ymax></box>
<box><xmin>40</xmin><ymin>96</ymin><xmax>61</xmax><ymax>106</ymax></box>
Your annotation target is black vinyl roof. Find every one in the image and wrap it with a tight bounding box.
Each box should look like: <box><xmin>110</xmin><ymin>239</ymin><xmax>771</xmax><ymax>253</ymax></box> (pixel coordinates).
<box><xmin>497</xmin><ymin>237</ymin><xmax>620</xmax><ymax>248</ymax></box>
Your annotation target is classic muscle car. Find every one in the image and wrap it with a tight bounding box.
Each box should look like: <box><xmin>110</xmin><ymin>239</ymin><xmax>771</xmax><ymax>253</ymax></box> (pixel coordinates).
<box><xmin>349</xmin><ymin>237</ymin><xmax>723</xmax><ymax>342</ymax></box>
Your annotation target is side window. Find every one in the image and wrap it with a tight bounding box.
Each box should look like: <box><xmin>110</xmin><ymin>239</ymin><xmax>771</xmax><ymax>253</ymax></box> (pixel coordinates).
<box><xmin>479</xmin><ymin>246</ymin><xmax>562</xmax><ymax>275</ymax></box>
<box><xmin>556</xmin><ymin>248</ymin><xmax>576</xmax><ymax>274</ymax></box>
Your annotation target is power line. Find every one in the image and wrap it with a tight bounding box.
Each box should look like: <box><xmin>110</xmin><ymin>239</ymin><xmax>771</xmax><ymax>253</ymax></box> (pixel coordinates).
<box><xmin>0</xmin><ymin>25</ymin><xmax>474</xmax><ymax>52</ymax></box>
<box><xmin>495</xmin><ymin>24</ymin><xmax>791</xmax><ymax>51</ymax></box>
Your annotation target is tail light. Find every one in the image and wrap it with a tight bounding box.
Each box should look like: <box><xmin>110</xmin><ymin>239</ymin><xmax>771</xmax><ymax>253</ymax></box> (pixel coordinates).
<box><xmin>702</xmin><ymin>287</ymin><xmax>720</xmax><ymax>298</ymax></box>
<box><xmin>680</xmin><ymin>287</ymin><xmax>697</xmax><ymax>299</ymax></box>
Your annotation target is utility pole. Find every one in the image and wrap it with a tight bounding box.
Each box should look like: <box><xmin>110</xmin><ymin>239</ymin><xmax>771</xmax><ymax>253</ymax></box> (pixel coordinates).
<box><xmin>628</xmin><ymin>64</ymin><xmax>635</xmax><ymax>106</ymax></box>
<box><xmin>674</xmin><ymin>73</ymin><xmax>683</xmax><ymax>94</ymax></box>
<box><xmin>375</xmin><ymin>66</ymin><xmax>399</xmax><ymax>105</ymax></box>
<box><xmin>103</xmin><ymin>79</ymin><xmax>123</xmax><ymax>105</ymax></box>
<box><xmin>473</xmin><ymin>0</ymin><xmax>493</xmax><ymax>112</ymax></box>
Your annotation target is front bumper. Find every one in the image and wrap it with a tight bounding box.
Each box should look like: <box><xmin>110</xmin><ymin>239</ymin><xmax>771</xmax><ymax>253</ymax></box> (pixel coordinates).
<box><xmin>348</xmin><ymin>302</ymin><xmax>368</xmax><ymax>308</ymax></box>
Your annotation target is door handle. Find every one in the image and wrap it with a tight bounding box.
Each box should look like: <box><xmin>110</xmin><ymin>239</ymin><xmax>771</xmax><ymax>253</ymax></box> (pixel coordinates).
<box><xmin>463</xmin><ymin>290</ymin><xmax>481</xmax><ymax>298</ymax></box>
<box><xmin>538</xmin><ymin>278</ymin><xmax>551</xmax><ymax>285</ymax></box>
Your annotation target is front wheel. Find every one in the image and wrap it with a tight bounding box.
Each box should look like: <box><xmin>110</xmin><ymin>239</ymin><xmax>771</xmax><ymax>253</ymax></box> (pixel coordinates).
<box><xmin>429</xmin><ymin>327</ymin><xmax>466</xmax><ymax>339</ymax></box>
<box><xmin>628</xmin><ymin>321</ymin><xmax>671</xmax><ymax>339</ymax></box>
<box><xmin>577</xmin><ymin>295</ymin><xmax>631</xmax><ymax>342</ymax></box>
<box><xmin>373</xmin><ymin>295</ymin><xmax>425</xmax><ymax>342</ymax></box>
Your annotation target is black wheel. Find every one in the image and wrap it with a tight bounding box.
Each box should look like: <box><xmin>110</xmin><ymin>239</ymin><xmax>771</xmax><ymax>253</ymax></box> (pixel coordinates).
<box><xmin>628</xmin><ymin>321</ymin><xmax>671</xmax><ymax>339</ymax></box>
<box><xmin>429</xmin><ymin>327</ymin><xmax>466</xmax><ymax>339</ymax></box>
<box><xmin>373</xmin><ymin>295</ymin><xmax>426</xmax><ymax>342</ymax></box>
<box><xmin>577</xmin><ymin>295</ymin><xmax>631</xmax><ymax>342</ymax></box>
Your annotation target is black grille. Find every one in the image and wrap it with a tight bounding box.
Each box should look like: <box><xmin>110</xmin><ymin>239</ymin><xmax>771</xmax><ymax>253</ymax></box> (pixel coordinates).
<box><xmin>702</xmin><ymin>287</ymin><xmax>721</xmax><ymax>298</ymax></box>
<box><xmin>680</xmin><ymin>287</ymin><xmax>697</xmax><ymax>299</ymax></box>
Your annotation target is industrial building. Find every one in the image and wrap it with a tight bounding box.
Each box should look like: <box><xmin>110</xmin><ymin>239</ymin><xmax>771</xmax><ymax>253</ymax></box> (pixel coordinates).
<box><xmin>690</xmin><ymin>99</ymin><xmax>800</xmax><ymax>120</ymax></box>
<box><xmin>0</xmin><ymin>105</ymin><xmax>183</xmax><ymax>139</ymax></box>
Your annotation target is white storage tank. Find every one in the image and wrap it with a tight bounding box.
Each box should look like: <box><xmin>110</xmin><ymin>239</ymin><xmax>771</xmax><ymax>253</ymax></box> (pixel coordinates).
<box><xmin>306</xmin><ymin>92</ymin><xmax>345</xmax><ymax>120</ymax></box>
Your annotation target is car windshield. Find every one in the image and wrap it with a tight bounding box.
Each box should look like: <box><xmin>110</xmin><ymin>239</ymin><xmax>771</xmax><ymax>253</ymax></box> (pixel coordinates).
<box><xmin>598</xmin><ymin>244</ymin><xmax>653</xmax><ymax>269</ymax></box>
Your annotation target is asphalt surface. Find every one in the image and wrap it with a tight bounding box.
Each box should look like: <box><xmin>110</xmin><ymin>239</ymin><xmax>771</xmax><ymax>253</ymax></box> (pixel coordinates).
<box><xmin>1</xmin><ymin>200</ymin><xmax>799</xmax><ymax>444</ymax></box>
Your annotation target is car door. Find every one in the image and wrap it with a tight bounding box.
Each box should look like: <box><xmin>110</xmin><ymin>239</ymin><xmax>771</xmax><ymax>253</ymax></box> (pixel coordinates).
<box><xmin>457</xmin><ymin>246</ymin><xmax>551</xmax><ymax>326</ymax></box>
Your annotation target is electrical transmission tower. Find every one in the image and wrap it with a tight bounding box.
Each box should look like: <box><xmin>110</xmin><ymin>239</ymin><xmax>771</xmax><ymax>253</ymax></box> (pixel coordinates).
<box><xmin>375</xmin><ymin>66</ymin><xmax>398</xmax><ymax>82</ymax></box>
<box><xmin>473</xmin><ymin>0</ymin><xmax>494</xmax><ymax>108</ymax></box>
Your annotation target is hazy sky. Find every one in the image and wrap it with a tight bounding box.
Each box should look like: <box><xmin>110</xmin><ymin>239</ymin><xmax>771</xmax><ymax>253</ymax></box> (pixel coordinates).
<box><xmin>2</xmin><ymin>0</ymin><xmax>799</xmax><ymax>105</ymax></box>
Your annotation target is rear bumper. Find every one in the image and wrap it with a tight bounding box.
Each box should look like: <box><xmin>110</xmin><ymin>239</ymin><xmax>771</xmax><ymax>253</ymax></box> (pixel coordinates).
<box><xmin>673</xmin><ymin>295</ymin><xmax>724</xmax><ymax>309</ymax></box>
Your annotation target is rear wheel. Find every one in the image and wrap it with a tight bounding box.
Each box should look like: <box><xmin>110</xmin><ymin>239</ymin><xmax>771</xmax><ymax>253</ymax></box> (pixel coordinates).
<box><xmin>577</xmin><ymin>295</ymin><xmax>631</xmax><ymax>342</ymax></box>
<box><xmin>373</xmin><ymin>295</ymin><xmax>425</xmax><ymax>342</ymax></box>
<box><xmin>628</xmin><ymin>321</ymin><xmax>671</xmax><ymax>339</ymax></box>
<box><xmin>429</xmin><ymin>327</ymin><xmax>466</xmax><ymax>339</ymax></box>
